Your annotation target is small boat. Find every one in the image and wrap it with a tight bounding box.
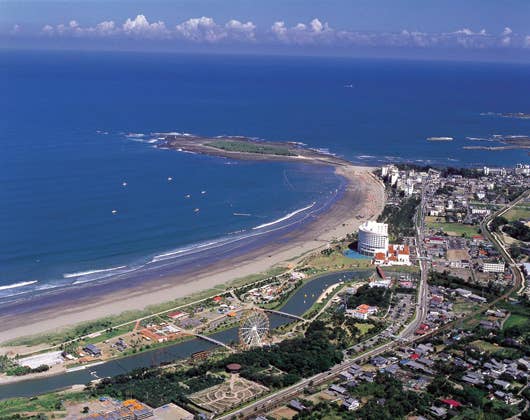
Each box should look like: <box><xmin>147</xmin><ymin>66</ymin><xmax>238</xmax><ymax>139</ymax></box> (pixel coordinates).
<box><xmin>167</xmin><ymin>176</ymin><xmax>173</xmax><ymax>181</ymax></box>
<box><xmin>201</xmin><ymin>190</ymin><xmax>207</xmax><ymax>194</ymax></box>
<box><xmin>427</xmin><ymin>137</ymin><xmax>454</xmax><ymax>142</ymax></box>
<box><xmin>194</xmin><ymin>208</ymin><xmax>200</xmax><ymax>213</ymax></box>
<box><xmin>122</xmin><ymin>182</ymin><xmax>127</xmax><ymax>187</ymax></box>
<box><xmin>111</xmin><ymin>209</ymin><xmax>118</xmax><ymax>215</ymax></box>
<box><xmin>344</xmin><ymin>83</ymin><xmax>354</xmax><ymax>88</ymax></box>
<box><xmin>185</xmin><ymin>194</ymin><xmax>191</xmax><ymax>199</ymax></box>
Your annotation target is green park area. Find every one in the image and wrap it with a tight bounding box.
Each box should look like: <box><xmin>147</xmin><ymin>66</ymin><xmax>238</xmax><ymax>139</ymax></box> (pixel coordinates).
<box><xmin>502</xmin><ymin>313</ymin><xmax>528</xmax><ymax>331</ymax></box>
<box><xmin>206</xmin><ymin>140</ymin><xmax>295</xmax><ymax>156</ymax></box>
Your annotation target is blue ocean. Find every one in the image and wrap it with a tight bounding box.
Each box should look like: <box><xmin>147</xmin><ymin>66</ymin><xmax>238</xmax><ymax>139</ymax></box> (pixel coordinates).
<box><xmin>1</xmin><ymin>51</ymin><xmax>529</xmax><ymax>301</ymax></box>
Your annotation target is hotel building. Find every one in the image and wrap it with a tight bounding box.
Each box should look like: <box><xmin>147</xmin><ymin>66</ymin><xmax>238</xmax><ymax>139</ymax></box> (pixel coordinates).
<box><xmin>358</xmin><ymin>221</ymin><xmax>389</xmax><ymax>256</ymax></box>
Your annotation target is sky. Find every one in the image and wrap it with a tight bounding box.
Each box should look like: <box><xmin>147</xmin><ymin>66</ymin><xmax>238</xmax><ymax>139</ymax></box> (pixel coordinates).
<box><xmin>2</xmin><ymin>0</ymin><xmax>530</xmax><ymax>61</ymax></box>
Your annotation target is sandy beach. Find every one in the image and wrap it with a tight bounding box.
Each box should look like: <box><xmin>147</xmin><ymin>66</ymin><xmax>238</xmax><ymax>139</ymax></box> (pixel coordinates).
<box><xmin>0</xmin><ymin>164</ymin><xmax>384</xmax><ymax>343</ymax></box>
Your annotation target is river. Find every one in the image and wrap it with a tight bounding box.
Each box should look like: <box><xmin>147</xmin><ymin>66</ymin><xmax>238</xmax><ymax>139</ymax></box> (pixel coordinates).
<box><xmin>0</xmin><ymin>270</ymin><xmax>369</xmax><ymax>399</ymax></box>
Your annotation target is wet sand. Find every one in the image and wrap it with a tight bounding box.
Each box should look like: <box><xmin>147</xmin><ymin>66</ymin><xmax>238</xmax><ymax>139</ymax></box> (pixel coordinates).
<box><xmin>0</xmin><ymin>165</ymin><xmax>384</xmax><ymax>343</ymax></box>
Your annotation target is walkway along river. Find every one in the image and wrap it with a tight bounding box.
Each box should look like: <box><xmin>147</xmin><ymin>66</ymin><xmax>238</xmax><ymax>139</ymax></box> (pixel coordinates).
<box><xmin>0</xmin><ymin>270</ymin><xmax>370</xmax><ymax>399</ymax></box>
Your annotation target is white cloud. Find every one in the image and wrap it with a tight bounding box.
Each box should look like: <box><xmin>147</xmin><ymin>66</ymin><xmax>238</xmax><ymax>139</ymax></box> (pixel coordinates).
<box><xmin>271</xmin><ymin>20</ymin><xmax>290</xmax><ymax>38</ymax></box>
<box><xmin>310</xmin><ymin>18</ymin><xmax>327</xmax><ymax>33</ymax></box>
<box><xmin>33</xmin><ymin>15</ymin><xmax>530</xmax><ymax>51</ymax></box>
<box><xmin>173</xmin><ymin>17</ymin><xmax>256</xmax><ymax>42</ymax></box>
<box><xmin>270</xmin><ymin>18</ymin><xmax>334</xmax><ymax>44</ymax></box>
<box><xmin>225</xmin><ymin>19</ymin><xmax>256</xmax><ymax>41</ymax></box>
<box><xmin>94</xmin><ymin>21</ymin><xmax>117</xmax><ymax>36</ymax></box>
<box><xmin>122</xmin><ymin>15</ymin><xmax>168</xmax><ymax>38</ymax></box>
<box><xmin>271</xmin><ymin>21</ymin><xmax>288</xmax><ymax>41</ymax></box>
<box><xmin>42</xmin><ymin>24</ymin><xmax>54</xmax><ymax>35</ymax></box>
<box><xmin>453</xmin><ymin>28</ymin><xmax>487</xmax><ymax>36</ymax></box>
<box><xmin>175</xmin><ymin>17</ymin><xmax>226</xmax><ymax>42</ymax></box>
<box><xmin>501</xmin><ymin>27</ymin><xmax>513</xmax><ymax>46</ymax></box>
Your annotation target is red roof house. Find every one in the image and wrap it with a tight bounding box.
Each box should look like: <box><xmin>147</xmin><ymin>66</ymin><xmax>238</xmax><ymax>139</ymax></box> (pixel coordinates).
<box><xmin>441</xmin><ymin>399</ymin><xmax>462</xmax><ymax>408</ymax></box>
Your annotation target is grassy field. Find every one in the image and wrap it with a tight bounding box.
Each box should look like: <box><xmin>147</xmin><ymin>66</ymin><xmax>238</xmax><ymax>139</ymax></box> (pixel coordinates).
<box><xmin>307</xmin><ymin>252</ymin><xmax>374</xmax><ymax>271</ymax></box>
<box><xmin>502</xmin><ymin>313</ymin><xmax>528</xmax><ymax>330</ymax></box>
<box><xmin>0</xmin><ymin>391</ymin><xmax>86</xmax><ymax>418</ymax></box>
<box><xmin>355</xmin><ymin>323</ymin><xmax>375</xmax><ymax>336</ymax></box>
<box><xmin>206</xmin><ymin>140</ymin><xmax>295</xmax><ymax>156</ymax></box>
<box><xmin>504</xmin><ymin>203</ymin><xmax>530</xmax><ymax>222</ymax></box>
<box><xmin>469</xmin><ymin>339</ymin><xmax>499</xmax><ymax>353</ymax></box>
<box><xmin>453</xmin><ymin>301</ymin><xmax>481</xmax><ymax>315</ymax></box>
<box><xmin>425</xmin><ymin>218</ymin><xmax>479</xmax><ymax>237</ymax></box>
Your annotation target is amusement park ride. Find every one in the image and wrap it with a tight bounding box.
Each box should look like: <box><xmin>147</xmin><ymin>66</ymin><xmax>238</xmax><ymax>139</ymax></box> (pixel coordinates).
<box><xmin>238</xmin><ymin>309</ymin><xmax>270</xmax><ymax>349</ymax></box>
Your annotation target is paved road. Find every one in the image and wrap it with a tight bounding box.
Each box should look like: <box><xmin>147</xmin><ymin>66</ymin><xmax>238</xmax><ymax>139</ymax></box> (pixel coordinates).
<box><xmin>400</xmin><ymin>185</ymin><xmax>429</xmax><ymax>339</ymax></box>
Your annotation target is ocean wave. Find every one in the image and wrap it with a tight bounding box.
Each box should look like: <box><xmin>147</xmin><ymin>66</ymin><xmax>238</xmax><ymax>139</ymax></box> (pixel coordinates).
<box><xmin>63</xmin><ymin>266</ymin><xmax>127</xmax><ymax>279</ymax></box>
<box><xmin>309</xmin><ymin>147</ymin><xmax>336</xmax><ymax>156</ymax></box>
<box><xmin>151</xmin><ymin>241</ymin><xmax>223</xmax><ymax>262</ymax></box>
<box><xmin>0</xmin><ymin>280</ymin><xmax>38</xmax><ymax>292</ymax></box>
<box><xmin>175</xmin><ymin>148</ymin><xmax>197</xmax><ymax>155</ymax></box>
<box><xmin>152</xmin><ymin>132</ymin><xmax>193</xmax><ymax>137</ymax></box>
<box><xmin>125</xmin><ymin>133</ymin><xmax>145</xmax><ymax>138</ymax></box>
<box><xmin>152</xmin><ymin>201</ymin><xmax>323</xmax><ymax>264</ymax></box>
<box><xmin>252</xmin><ymin>202</ymin><xmax>316</xmax><ymax>230</ymax></box>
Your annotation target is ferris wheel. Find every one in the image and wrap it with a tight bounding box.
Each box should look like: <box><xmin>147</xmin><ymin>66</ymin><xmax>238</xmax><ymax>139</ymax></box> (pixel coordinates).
<box><xmin>238</xmin><ymin>310</ymin><xmax>269</xmax><ymax>349</ymax></box>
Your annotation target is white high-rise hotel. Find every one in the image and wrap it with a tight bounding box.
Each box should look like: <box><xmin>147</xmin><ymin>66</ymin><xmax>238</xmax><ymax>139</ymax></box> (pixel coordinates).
<box><xmin>358</xmin><ymin>221</ymin><xmax>389</xmax><ymax>256</ymax></box>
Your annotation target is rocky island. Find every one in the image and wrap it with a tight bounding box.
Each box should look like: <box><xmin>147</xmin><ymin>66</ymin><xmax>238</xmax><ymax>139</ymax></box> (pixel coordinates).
<box><xmin>463</xmin><ymin>135</ymin><xmax>530</xmax><ymax>151</ymax></box>
<box><xmin>156</xmin><ymin>133</ymin><xmax>351</xmax><ymax>166</ymax></box>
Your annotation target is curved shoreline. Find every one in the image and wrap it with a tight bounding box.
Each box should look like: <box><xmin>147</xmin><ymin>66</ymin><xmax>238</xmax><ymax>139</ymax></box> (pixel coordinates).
<box><xmin>0</xmin><ymin>162</ymin><xmax>384</xmax><ymax>344</ymax></box>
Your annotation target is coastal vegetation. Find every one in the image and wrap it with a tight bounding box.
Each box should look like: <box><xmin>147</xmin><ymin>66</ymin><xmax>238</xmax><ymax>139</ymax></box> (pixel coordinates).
<box><xmin>394</xmin><ymin>163</ymin><xmax>481</xmax><ymax>179</ymax></box>
<box><xmin>428</xmin><ymin>270</ymin><xmax>505</xmax><ymax>298</ymax></box>
<box><xmin>2</xmin><ymin>267</ymin><xmax>288</xmax><ymax>348</ymax></box>
<box><xmin>0</xmin><ymin>355</ymin><xmax>49</xmax><ymax>376</ymax></box>
<box><xmin>91</xmin><ymin>369</ymin><xmax>223</xmax><ymax>408</ymax></box>
<box><xmin>206</xmin><ymin>140</ymin><xmax>296</xmax><ymax>156</ymax></box>
<box><xmin>491</xmin><ymin>216</ymin><xmax>530</xmax><ymax>242</ymax></box>
<box><xmin>294</xmin><ymin>373</ymin><xmax>433</xmax><ymax>419</ymax></box>
<box><xmin>503</xmin><ymin>221</ymin><xmax>530</xmax><ymax>242</ymax></box>
<box><xmin>87</xmin><ymin>321</ymin><xmax>342</xmax><ymax>407</ymax></box>
<box><xmin>347</xmin><ymin>285</ymin><xmax>390</xmax><ymax>309</ymax></box>
<box><xmin>0</xmin><ymin>391</ymin><xmax>87</xmax><ymax>419</ymax></box>
<box><xmin>377</xmin><ymin>196</ymin><xmax>420</xmax><ymax>240</ymax></box>
<box><xmin>6</xmin><ymin>317</ymin><xmax>340</xmax><ymax>416</ymax></box>
<box><xmin>294</xmin><ymin>371</ymin><xmax>520</xmax><ymax>420</ymax></box>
